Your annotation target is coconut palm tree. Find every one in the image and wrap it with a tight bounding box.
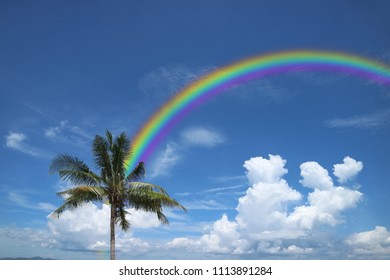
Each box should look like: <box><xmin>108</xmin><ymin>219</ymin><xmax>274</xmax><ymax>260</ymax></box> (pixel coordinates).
<box><xmin>49</xmin><ymin>130</ymin><xmax>186</xmax><ymax>260</ymax></box>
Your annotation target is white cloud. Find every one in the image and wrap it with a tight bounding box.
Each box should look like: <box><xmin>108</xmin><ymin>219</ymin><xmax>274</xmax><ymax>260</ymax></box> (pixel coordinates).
<box><xmin>7</xmin><ymin>191</ymin><xmax>55</xmax><ymax>212</ymax></box>
<box><xmin>45</xmin><ymin>124</ymin><xmax>62</xmax><ymax>138</ymax></box>
<box><xmin>197</xmin><ymin>184</ymin><xmax>244</xmax><ymax>194</ymax></box>
<box><xmin>45</xmin><ymin>120</ymin><xmax>91</xmax><ymax>145</ymax></box>
<box><xmin>346</xmin><ymin>226</ymin><xmax>390</xmax><ymax>255</ymax></box>
<box><xmin>180</xmin><ymin>199</ymin><xmax>231</xmax><ymax>210</ymax></box>
<box><xmin>288</xmin><ymin>186</ymin><xmax>362</xmax><ymax>229</ymax></box>
<box><xmin>167</xmin><ymin>214</ymin><xmax>250</xmax><ymax>254</ymax></box>
<box><xmin>180</xmin><ymin>127</ymin><xmax>225</xmax><ymax>148</ymax></box>
<box><xmin>48</xmin><ymin>203</ymin><xmax>110</xmax><ymax>250</ymax></box>
<box><xmin>209</xmin><ymin>175</ymin><xmax>247</xmax><ymax>183</ymax></box>
<box><xmin>5</xmin><ymin>132</ymin><xmax>48</xmax><ymax>158</ymax></box>
<box><xmin>0</xmin><ymin>227</ymin><xmax>54</xmax><ymax>253</ymax></box>
<box><xmin>282</xmin><ymin>245</ymin><xmax>313</xmax><ymax>254</ymax></box>
<box><xmin>197</xmin><ymin>214</ymin><xmax>248</xmax><ymax>254</ymax></box>
<box><xmin>149</xmin><ymin>143</ymin><xmax>181</xmax><ymax>178</ymax></box>
<box><xmin>324</xmin><ymin>110</ymin><xmax>390</xmax><ymax>129</ymax></box>
<box><xmin>147</xmin><ymin>127</ymin><xmax>225</xmax><ymax>178</ymax></box>
<box><xmin>167</xmin><ymin>154</ymin><xmax>364</xmax><ymax>256</ymax></box>
<box><xmin>48</xmin><ymin>202</ymin><xmax>161</xmax><ymax>251</ymax></box>
<box><xmin>7</xmin><ymin>192</ymin><xmax>28</xmax><ymax>206</ymax></box>
<box><xmin>237</xmin><ymin>155</ymin><xmax>302</xmax><ymax>235</ymax></box>
<box><xmin>287</xmin><ymin>158</ymin><xmax>362</xmax><ymax>230</ymax></box>
<box><xmin>5</xmin><ymin>132</ymin><xmax>26</xmax><ymax>149</ymax></box>
<box><xmin>37</xmin><ymin>203</ymin><xmax>56</xmax><ymax>212</ymax></box>
<box><xmin>299</xmin><ymin>161</ymin><xmax>333</xmax><ymax>190</ymax></box>
<box><xmin>6</xmin><ymin>154</ymin><xmax>378</xmax><ymax>259</ymax></box>
<box><xmin>115</xmin><ymin>237</ymin><xmax>151</xmax><ymax>253</ymax></box>
<box><xmin>333</xmin><ymin>156</ymin><xmax>363</xmax><ymax>183</ymax></box>
<box><xmin>243</xmin><ymin>154</ymin><xmax>288</xmax><ymax>185</ymax></box>
<box><xmin>126</xmin><ymin>209</ymin><xmax>161</xmax><ymax>229</ymax></box>
<box><xmin>175</xmin><ymin>184</ymin><xmax>245</xmax><ymax>212</ymax></box>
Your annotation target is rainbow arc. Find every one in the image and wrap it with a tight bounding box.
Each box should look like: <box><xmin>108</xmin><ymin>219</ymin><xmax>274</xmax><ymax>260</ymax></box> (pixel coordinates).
<box><xmin>125</xmin><ymin>50</ymin><xmax>390</xmax><ymax>175</ymax></box>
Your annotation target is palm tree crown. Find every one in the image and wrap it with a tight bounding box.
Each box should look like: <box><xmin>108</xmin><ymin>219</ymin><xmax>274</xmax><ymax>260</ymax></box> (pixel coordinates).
<box><xmin>49</xmin><ymin>130</ymin><xmax>186</xmax><ymax>259</ymax></box>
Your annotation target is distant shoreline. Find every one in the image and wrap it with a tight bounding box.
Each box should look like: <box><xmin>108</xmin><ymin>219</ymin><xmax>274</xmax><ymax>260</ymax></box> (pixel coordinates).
<box><xmin>0</xmin><ymin>257</ymin><xmax>55</xmax><ymax>260</ymax></box>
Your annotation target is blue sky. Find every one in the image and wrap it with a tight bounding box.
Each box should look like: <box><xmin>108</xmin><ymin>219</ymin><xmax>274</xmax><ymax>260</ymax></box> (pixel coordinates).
<box><xmin>1</xmin><ymin>0</ymin><xmax>390</xmax><ymax>259</ymax></box>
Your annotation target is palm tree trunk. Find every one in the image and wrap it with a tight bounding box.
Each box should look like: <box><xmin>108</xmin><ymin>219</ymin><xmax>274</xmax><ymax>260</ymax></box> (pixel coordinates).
<box><xmin>110</xmin><ymin>202</ymin><xmax>116</xmax><ymax>260</ymax></box>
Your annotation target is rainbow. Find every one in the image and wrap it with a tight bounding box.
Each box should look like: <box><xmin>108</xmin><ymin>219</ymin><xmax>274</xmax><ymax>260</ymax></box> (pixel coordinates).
<box><xmin>125</xmin><ymin>50</ymin><xmax>390</xmax><ymax>175</ymax></box>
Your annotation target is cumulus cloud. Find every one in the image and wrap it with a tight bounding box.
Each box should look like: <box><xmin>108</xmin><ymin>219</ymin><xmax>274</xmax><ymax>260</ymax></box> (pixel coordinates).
<box><xmin>2</xmin><ymin>154</ymin><xmax>385</xmax><ymax>259</ymax></box>
<box><xmin>0</xmin><ymin>201</ymin><xmax>163</xmax><ymax>257</ymax></box>
<box><xmin>167</xmin><ymin>214</ymin><xmax>250</xmax><ymax>254</ymax></box>
<box><xmin>243</xmin><ymin>154</ymin><xmax>288</xmax><ymax>185</ymax></box>
<box><xmin>299</xmin><ymin>161</ymin><xmax>333</xmax><ymax>190</ymax></box>
<box><xmin>346</xmin><ymin>226</ymin><xmax>390</xmax><ymax>255</ymax></box>
<box><xmin>48</xmin><ymin>202</ymin><xmax>161</xmax><ymax>251</ymax></box>
<box><xmin>288</xmin><ymin>186</ymin><xmax>362</xmax><ymax>229</ymax></box>
<box><xmin>48</xmin><ymin>203</ymin><xmax>110</xmax><ymax>250</ymax></box>
<box><xmin>5</xmin><ymin>132</ymin><xmax>48</xmax><ymax>158</ymax></box>
<box><xmin>237</xmin><ymin>155</ymin><xmax>302</xmax><ymax>235</ymax></box>
<box><xmin>333</xmin><ymin>156</ymin><xmax>363</xmax><ymax>183</ymax></box>
<box><xmin>167</xmin><ymin>154</ymin><xmax>365</xmax><ymax>256</ymax></box>
<box><xmin>180</xmin><ymin>127</ymin><xmax>225</xmax><ymax>148</ymax></box>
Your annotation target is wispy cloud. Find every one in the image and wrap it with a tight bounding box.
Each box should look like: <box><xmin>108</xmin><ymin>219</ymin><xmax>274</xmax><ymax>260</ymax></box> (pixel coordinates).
<box><xmin>149</xmin><ymin>143</ymin><xmax>181</xmax><ymax>178</ymax></box>
<box><xmin>199</xmin><ymin>184</ymin><xmax>245</xmax><ymax>194</ymax></box>
<box><xmin>209</xmin><ymin>175</ymin><xmax>247</xmax><ymax>183</ymax></box>
<box><xmin>45</xmin><ymin>120</ymin><xmax>91</xmax><ymax>145</ymax></box>
<box><xmin>138</xmin><ymin>64</ymin><xmax>214</xmax><ymax>99</ymax></box>
<box><xmin>180</xmin><ymin>127</ymin><xmax>225</xmax><ymax>148</ymax></box>
<box><xmin>5</xmin><ymin>132</ymin><xmax>50</xmax><ymax>158</ymax></box>
<box><xmin>180</xmin><ymin>199</ymin><xmax>232</xmax><ymax>210</ymax></box>
<box><xmin>224</xmin><ymin>78</ymin><xmax>292</xmax><ymax>106</ymax></box>
<box><xmin>176</xmin><ymin>184</ymin><xmax>245</xmax><ymax>196</ymax></box>
<box><xmin>7</xmin><ymin>191</ymin><xmax>55</xmax><ymax>212</ymax></box>
<box><xmin>175</xmin><ymin>184</ymin><xmax>245</xmax><ymax>215</ymax></box>
<box><xmin>137</xmin><ymin>63</ymin><xmax>294</xmax><ymax>118</ymax></box>
<box><xmin>149</xmin><ymin>127</ymin><xmax>226</xmax><ymax>178</ymax></box>
<box><xmin>22</xmin><ymin>102</ymin><xmax>57</xmax><ymax>121</ymax></box>
<box><xmin>324</xmin><ymin>110</ymin><xmax>390</xmax><ymax>129</ymax></box>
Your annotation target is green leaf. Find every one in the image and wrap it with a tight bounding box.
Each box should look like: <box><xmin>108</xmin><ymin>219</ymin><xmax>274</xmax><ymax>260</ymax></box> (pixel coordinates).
<box><xmin>54</xmin><ymin>186</ymin><xmax>107</xmax><ymax>217</ymax></box>
<box><xmin>126</xmin><ymin>162</ymin><xmax>146</xmax><ymax>182</ymax></box>
<box><xmin>49</xmin><ymin>154</ymin><xmax>101</xmax><ymax>186</ymax></box>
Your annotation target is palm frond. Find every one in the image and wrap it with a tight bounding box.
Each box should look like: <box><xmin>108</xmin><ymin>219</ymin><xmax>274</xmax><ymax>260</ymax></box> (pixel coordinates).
<box><xmin>126</xmin><ymin>162</ymin><xmax>146</xmax><ymax>182</ymax></box>
<box><xmin>54</xmin><ymin>186</ymin><xmax>107</xmax><ymax>217</ymax></box>
<box><xmin>112</xmin><ymin>132</ymin><xmax>130</xmax><ymax>181</ymax></box>
<box><xmin>49</xmin><ymin>154</ymin><xmax>101</xmax><ymax>186</ymax></box>
<box><xmin>126</xmin><ymin>182</ymin><xmax>187</xmax><ymax>213</ymax></box>
<box><xmin>116</xmin><ymin>206</ymin><xmax>130</xmax><ymax>231</ymax></box>
<box><xmin>92</xmin><ymin>135</ymin><xmax>113</xmax><ymax>179</ymax></box>
<box><xmin>156</xmin><ymin>210</ymin><xmax>169</xmax><ymax>225</ymax></box>
<box><xmin>105</xmin><ymin>130</ymin><xmax>114</xmax><ymax>149</ymax></box>
<box><xmin>127</xmin><ymin>182</ymin><xmax>169</xmax><ymax>195</ymax></box>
